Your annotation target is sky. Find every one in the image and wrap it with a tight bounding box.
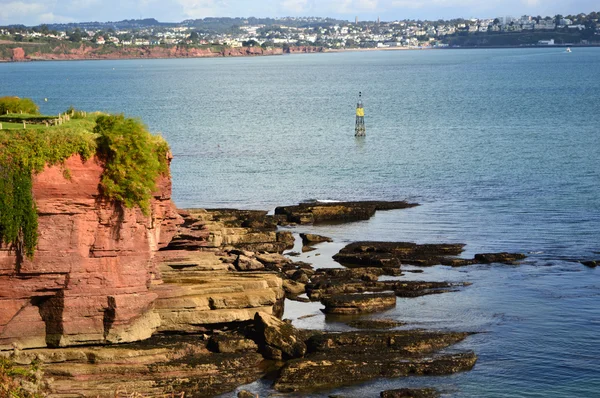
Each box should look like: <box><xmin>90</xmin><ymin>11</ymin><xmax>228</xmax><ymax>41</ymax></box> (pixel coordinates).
<box><xmin>0</xmin><ymin>0</ymin><xmax>597</xmax><ymax>26</ymax></box>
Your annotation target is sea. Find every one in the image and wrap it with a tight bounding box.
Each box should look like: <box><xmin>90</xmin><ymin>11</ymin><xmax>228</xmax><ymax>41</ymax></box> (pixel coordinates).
<box><xmin>1</xmin><ymin>48</ymin><xmax>599</xmax><ymax>397</ymax></box>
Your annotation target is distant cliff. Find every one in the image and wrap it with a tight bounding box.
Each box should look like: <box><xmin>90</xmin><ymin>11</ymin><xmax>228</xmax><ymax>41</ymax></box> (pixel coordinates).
<box><xmin>1</xmin><ymin>42</ymin><xmax>325</xmax><ymax>62</ymax></box>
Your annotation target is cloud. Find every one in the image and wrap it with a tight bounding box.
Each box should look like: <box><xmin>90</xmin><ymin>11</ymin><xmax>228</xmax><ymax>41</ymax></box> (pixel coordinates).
<box><xmin>281</xmin><ymin>0</ymin><xmax>309</xmax><ymax>13</ymax></box>
<box><xmin>174</xmin><ymin>0</ymin><xmax>230</xmax><ymax>18</ymax></box>
<box><xmin>0</xmin><ymin>1</ymin><xmax>48</xmax><ymax>24</ymax></box>
<box><xmin>37</xmin><ymin>12</ymin><xmax>75</xmax><ymax>23</ymax></box>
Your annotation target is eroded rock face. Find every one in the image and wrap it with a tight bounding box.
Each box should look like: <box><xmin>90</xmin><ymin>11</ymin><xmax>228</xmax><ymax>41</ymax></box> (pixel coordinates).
<box><xmin>0</xmin><ymin>156</ymin><xmax>181</xmax><ymax>350</ymax></box>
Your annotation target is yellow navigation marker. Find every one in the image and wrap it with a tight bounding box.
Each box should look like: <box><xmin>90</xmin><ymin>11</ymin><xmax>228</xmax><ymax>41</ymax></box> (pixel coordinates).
<box><xmin>355</xmin><ymin>92</ymin><xmax>365</xmax><ymax>136</ymax></box>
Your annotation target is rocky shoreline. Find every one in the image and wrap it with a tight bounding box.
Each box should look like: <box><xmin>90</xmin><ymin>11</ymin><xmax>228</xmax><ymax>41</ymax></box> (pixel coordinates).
<box><xmin>1</xmin><ymin>170</ymin><xmax>532</xmax><ymax>397</ymax></box>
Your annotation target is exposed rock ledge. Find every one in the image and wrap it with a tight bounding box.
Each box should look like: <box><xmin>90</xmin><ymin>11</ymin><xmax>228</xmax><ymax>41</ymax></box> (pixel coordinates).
<box><xmin>0</xmin><ymin>157</ymin><xmax>287</xmax><ymax>352</ymax></box>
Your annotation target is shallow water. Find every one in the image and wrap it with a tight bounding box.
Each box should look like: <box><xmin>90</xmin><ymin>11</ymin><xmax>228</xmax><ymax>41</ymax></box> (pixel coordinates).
<box><xmin>2</xmin><ymin>48</ymin><xmax>599</xmax><ymax>397</ymax></box>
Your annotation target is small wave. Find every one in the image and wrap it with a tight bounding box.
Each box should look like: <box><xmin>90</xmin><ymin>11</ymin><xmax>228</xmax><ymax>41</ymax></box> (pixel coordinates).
<box><xmin>302</xmin><ymin>198</ymin><xmax>341</xmax><ymax>204</ymax></box>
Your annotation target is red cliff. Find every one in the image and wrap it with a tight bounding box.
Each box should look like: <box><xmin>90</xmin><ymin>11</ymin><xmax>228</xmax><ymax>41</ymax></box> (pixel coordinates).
<box><xmin>5</xmin><ymin>44</ymin><xmax>289</xmax><ymax>62</ymax></box>
<box><xmin>0</xmin><ymin>155</ymin><xmax>181</xmax><ymax>350</ymax></box>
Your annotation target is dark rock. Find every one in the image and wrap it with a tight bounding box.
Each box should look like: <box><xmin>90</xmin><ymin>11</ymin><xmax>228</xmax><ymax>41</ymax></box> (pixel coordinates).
<box><xmin>334</xmin><ymin>242</ymin><xmax>527</xmax><ymax>268</ymax></box>
<box><xmin>275</xmin><ymin>201</ymin><xmax>419</xmax><ymax>225</ymax></box>
<box><xmin>334</xmin><ymin>241</ymin><xmax>465</xmax><ymax>267</ymax></box>
<box><xmin>252</xmin><ymin>312</ymin><xmax>307</xmax><ymax>360</ymax></box>
<box><xmin>291</xmin><ymin>270</ymin><xmax>311</xmax><ymax>284</ymax></box>
<box><xmin>346</xmin><ymin>319</ymin><xmax>405</xmax><ymax>330</ymax></box>
<box><xmin>307</xmin><ymin>275</ymin><xmax>467</xmax><ymax>300</ymax></box>
<box><xmin>207</xmin><ymin>334</ymin><xmax>258</xmax><ymax>353</ymax></box>
<box><xmin>300</xmin><ymin>233</ymin><xmax>333</xmax><ymax>245</ymax></box>
<box><xmin>394</xmin><ymin>281</ymin><xmax>466</xmax><ymax>298</ymax></box>
<box><xmin>310</xmin><ymin>267</ymin><xmax>385</xmax><ymax>283</ymax></box>
<box><xmin>204</xmin><ymin>209</ymin><xmax>276</xmax><ymax>229</ymax></box>
<box><xmin>274</xmin><ymin>330</ymin><xmax>476</xmax><ymax>392</ymax></box>
<box><xmin>440</xmin><ymin>258</ymin><xmax>476</xmax><ymax>267</ymax></box>
<box><xmin>302</xmin><ymin>245</ymin><xmax>317</xmax><ymax>253</ymax></box>
<box><xmin>277</xmin><ymin>231</ymin><xmax>296</xmax><ymax>250</ymax></box>
<box><xmin>474</xmin><ymin>253</ymin><xmax>526</xmax><ymax>264</ymax></box>
<box><xmin>381</xmin><ymin>388</ymin><xmax>440</xmax><ymax>398</ymax></box>
<box><xmin>321</xmin><ymin>293</ymin><xmax>396</xmax><ymax>314</ymax></box>
<box><xmin>581</xmin><ymin>260</ymin><xmax>598</xmax><ymax>268</ymax></box>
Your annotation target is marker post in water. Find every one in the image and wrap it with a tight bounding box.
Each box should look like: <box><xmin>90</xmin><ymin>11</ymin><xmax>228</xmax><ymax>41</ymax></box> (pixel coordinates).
<box><xmin>355</xmin><ymin>92</ymin><xmax>365</xmax><ymax>137</ymax></box>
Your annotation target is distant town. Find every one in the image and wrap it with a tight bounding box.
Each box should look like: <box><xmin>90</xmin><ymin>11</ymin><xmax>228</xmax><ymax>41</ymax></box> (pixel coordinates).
<box><xmin>1</xmin><ymin>12</ymin><xmax>599</xmax><ymax>55</ymax></box>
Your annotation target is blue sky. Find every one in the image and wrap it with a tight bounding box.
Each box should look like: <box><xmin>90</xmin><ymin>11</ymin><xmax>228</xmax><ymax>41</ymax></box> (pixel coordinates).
<box><xmin>0</xmin><ymin>0</ymin><xmax>597</xmax><ymax>26</ymax></box>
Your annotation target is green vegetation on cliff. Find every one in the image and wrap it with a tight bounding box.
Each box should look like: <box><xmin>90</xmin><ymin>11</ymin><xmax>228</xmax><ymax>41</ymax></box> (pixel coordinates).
<box><xmin>0</xmin><ymin>100</ymin><xmax>169</xmax><ymax>259</ymax></box>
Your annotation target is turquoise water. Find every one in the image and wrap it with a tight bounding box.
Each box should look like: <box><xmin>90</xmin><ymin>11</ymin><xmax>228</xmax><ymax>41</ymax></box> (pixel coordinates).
<box><xmin>2</xmin><ymin>48</ymin><xmax>600</xmax><ymax>397</ymax></box>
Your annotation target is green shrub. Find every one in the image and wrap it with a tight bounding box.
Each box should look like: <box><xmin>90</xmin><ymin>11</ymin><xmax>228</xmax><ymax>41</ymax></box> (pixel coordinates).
<box><xmin>0</xmin><ymin>96</ymin><xmax>39</xmax><ymax>115</ymax></box>
<box><xmin>64</xmin><ymin>106</ymin><xmax>86</xmax><ymax>119</ymax></box>
<box><xmin>94</xmin><ymin>114</ymin><xmax>169</xmax><ymax>215</ymax></box>
<box><xmin>0</xmin><ymin>112</ymin><xmax>169</xmax><ymax>259</ymax></box>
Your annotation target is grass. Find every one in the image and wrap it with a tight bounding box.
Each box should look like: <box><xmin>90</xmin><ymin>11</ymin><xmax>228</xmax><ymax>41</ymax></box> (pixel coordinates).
<box><xmin>0</xmin><ymin>113</ymin><xmax>58</xmax><ymax>123</ymax></box>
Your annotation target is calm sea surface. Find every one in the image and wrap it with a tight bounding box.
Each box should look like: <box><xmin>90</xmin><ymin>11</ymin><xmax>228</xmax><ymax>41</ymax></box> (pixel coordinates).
<box><xmin>2</xmin><ymin>48</ymin><xmax>600</xmax><ymax>397</ymax></box>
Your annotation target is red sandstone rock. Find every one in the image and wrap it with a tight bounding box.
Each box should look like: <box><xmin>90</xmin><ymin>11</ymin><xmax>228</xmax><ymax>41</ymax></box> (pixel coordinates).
<box><xmin>11</xmin><ymin>47</ymin><xmax>26</xmax><ymax>61</ymax></box>
<box><xmin>0</xmin><ymin>155</ymin><xmax>182</xmax><ymax>350</ymax></box>
<box><xmin>7</xmin><ymin>44</ymin><xmax>288</xmax><ymax>62</ymax></box>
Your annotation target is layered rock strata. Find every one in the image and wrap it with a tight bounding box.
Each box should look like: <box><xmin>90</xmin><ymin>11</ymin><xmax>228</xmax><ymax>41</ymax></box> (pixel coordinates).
<box><xmin>0</xmin><ymin>155</ymin><xmax>181</xmax><ymax>350</ymax></box>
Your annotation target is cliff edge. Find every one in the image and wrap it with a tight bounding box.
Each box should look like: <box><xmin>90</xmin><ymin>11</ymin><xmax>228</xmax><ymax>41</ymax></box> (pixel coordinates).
<box><xmin>0</xmin><ymin>155</ymin><xmax>181</xmax><ymax>350</ymax></box>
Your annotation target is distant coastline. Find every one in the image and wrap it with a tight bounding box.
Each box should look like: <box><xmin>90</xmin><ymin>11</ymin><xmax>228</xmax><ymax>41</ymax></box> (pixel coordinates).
<box><xmin>2</xmin><ymin>42</ymin><xmax>599</xmax><ymax>62</ymax></box>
